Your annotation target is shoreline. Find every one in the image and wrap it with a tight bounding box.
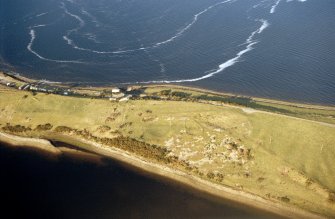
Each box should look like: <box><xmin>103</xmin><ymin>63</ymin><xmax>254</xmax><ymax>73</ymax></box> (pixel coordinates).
<box><xmin>2</xmin><ymin>71</ymin><xmax>335</xmax><ymax>110</ymax></box>
<box><xmin>0</xmin><ymin>131</ymin><xmax>324</xmax><ymax>219</ymax></box>
<box><xmin>0</xmin><ymin>132</ymin><xmax>104</xmax><ymax>165</ymax></box>
<box><xmin>144</xmin><ymin>84</ymin><xmax>335</xmax><ymax>110</ymax></box>
<box><xmin>0</xmin><ymin>132</ymin><xmax>61</xmax><ymax>157</ymax></box>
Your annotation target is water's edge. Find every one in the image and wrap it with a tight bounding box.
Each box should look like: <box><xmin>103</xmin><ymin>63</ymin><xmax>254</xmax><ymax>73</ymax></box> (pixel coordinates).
<box><xmin>0</xmin><ymin>132</ymin><xmax>324</xmax><ymax>219</ymax></box>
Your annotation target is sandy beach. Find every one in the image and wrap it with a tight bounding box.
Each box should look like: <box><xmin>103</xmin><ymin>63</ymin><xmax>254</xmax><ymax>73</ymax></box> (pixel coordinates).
<box><xmin>0</xmin><ymin>132</ymin><xmax>61</xmax><ymax>156</ymax></box>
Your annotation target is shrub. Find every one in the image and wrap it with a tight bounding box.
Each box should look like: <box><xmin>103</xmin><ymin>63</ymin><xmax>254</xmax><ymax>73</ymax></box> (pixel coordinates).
<box><xmin>35</xmin><ymin>123</ymin><xmax>53</xmax><ymax>131</ymax></box>
<box><xmin>207</xmin><ymin>172</ymin><xmax>215</xmax><ymax>179</ymax></box>
<box><xmin>2</xmin><ymin>124</ymin><xmax>32</xmax><ymax>132</ymax></box>
<box><xmin>328</xmin><ymin>192</ymin><xmax>335</xmax><ymax>203</ymax></box>
<box><xmin>171</xmin><ymin>91</ymin><xmax>191</xmax><ymax>99</ymax></box>
<box><xmin>280</xmin><ymin>196</ymin><xmax>290</xmax><ymax>203</ymax></box>
<box><xmin>160</xmin><ymin>89</ymin><xmax>171</xmax><ymax>96</ymax></box>
<box><xmin>54</xmin><ymin>126</ymin><xmax>74</xmax><ymax>133</ymax></box>
<box><xmin>97</xmin><ymin>125</ymin><xmax>111</xmax><ymax>133</ymax></box>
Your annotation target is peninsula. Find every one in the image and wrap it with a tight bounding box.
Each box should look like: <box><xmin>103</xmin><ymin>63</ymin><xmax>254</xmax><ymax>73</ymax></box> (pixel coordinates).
<box><xmin>0</xmin><ymin>71</ymin><xmax>334</xmax><ymax>218</ymax></box>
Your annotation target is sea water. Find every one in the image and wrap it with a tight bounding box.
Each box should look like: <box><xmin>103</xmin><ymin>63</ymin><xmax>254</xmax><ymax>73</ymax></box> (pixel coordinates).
<box><xmin>0</xmin><ymin>0</ymin><xmax>334</xmax><ymax>104</ymax></box>
<box><xmin>0</xmin><ymin>143</ymin><xmax>281</xmax><ymax>218</ymax></box>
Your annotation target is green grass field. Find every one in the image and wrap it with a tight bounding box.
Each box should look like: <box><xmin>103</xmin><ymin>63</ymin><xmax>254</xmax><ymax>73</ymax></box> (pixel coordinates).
<box><xmin>0</xmin><ymin>85</ymin><xmax>334</xmax><ymax>217</ymax></box>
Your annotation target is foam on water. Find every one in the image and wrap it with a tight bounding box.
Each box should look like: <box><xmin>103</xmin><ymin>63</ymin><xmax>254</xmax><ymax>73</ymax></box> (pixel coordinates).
<box><xmin>133</xmin><ymin>19</ymin><xmax>270</xmax><ymax>84</ymax></box>
<box><xmin>31</xmin><ymin>24</ymin><xmax>47</xmax><ymax>28</ymax></box>
<box><xmin>27</xmin><ymin>29</ymin><xmax>86</xmax><ymax>64</ymax></box>
<box><xmin>58</xmin><ymin>0</ymin><xmax>235</xmax><ymax>54</ymax></box>
<box><xmin>36</xmin><ymin>12</ymin><xmax>48</xmax><ymax>17</ymax></box>
<box><xmin>80</xmin><ymin>8</ymin><xmax>100</xmax><ymax>27</ymax></box>
<box><xmin>153</xmin><ymin>0</ymin><xmax>235</xmax><ymax>48</ymax></box>
<box><xmin>61</xmin><ymin>2</ymin><xmax>85</xmax><ymax>47</ymax></box>
<box><xmin>23</xmin><ymin>0</ymin><xmax>313</xmax><ymax>85</ymax></box>
<box><xmin>270</xmin><ymin>0</ymin><xmax>282</xmax><ymax>13</ymax></box>
<box><xmin>287</xmin><ymin>0</ymin><xmax>308</xmax><ymax>2</ymax></box>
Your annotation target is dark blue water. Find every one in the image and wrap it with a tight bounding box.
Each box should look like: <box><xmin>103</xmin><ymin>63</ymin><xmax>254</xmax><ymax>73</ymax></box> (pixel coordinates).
<box><xmin>0</xmin><ymin>0</ymin><xmax>334</xmax><ymax>104</ymax></box>
<box><xmin>0</xmin><ymin>143</ymin><xmax>282</xmax><ymax>219</ymax></box>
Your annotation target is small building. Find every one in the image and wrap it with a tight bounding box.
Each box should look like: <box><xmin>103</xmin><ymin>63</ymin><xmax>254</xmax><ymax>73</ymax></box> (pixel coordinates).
<box><xmin>46</xmin><ymin>89</ymin><xmax>55</xmax><ymax>93</ymax></box>
<box><xmin>112</xmin><ymin>88</ymin><xmax>120</xmax><ymax>93</ymax></box>
<box><xmin>6</xmin><ymin>82</ymin><xmax>15</xmax><ymax>87</ymax></box>
<box><xmin>19</xmin><ymin>84</ymin><xmax>26</xmax><ymax>90</ymax></box>
<box><xmin>29</xmin><ymin>86</ymin><xmax>38</xmax><ymax>91</ymax></box>
<box><xmin>126</xmin><ymin>86</ymin><xmax>134</xmax><ymax>92</ymax></box>
<box><xmin>140</xmin><ymin>94</ymin><xmax>147</xmax><ymax>98</ymax></box>
<box><xmin>23</xmin><ymin>84</ymin><xmax>30</xmax><ymax>90</ymax></box>
<box><xmin>119</xmin><ymin>95</ymin><xmax>132</xmax><ymax>102</ymax></box>
<box><xmin>109</xmin><ymin>97</ymin><xmax>117</xmax><ymax>102</ymax></box>
<box><xmin>112</xmin><ymin>92</ymin><xmax>125</xmax><ymax>98</ymax></box>
<box><xmin>119</xmin><ymin>97</ymin><xmax>129</xmax><ymax>102</ymax></box>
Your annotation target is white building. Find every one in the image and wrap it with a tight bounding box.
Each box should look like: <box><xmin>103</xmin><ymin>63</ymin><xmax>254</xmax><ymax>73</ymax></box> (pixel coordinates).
<box><xmin>112</xmin><ymin>88</ymin><xmax>120</xmax><ymax>93</ymax></box>
<box><xmin>119</xmin><ymin>95</ymin><xmax>132</xmax><ymax>102</ymax></box>
<box><xmin>112</xmin><ymin>92</ymin><xmax>125</xmax><ymax>98</ymax></box>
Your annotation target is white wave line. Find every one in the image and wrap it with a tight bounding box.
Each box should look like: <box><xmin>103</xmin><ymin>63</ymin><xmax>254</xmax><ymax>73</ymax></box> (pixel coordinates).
<box><xmin>36</xmin><ymin>12</ymin><xmax>48</xmax><ymax>17</ymax></box>
<box><xmin>31</xmin><ymin>24</ymin><xmax>47</xmax><ymax>28</ymax></box>
<box><xmin>84</xmin><ymin>33</ymin><xmax>102</xmax><ymax>44</ymax></box>
<box><xmin>287</xmin><ymin>0</ymin><xmax>307</xmax><ymax>2</ymax></box>
<box><xmin>132</xmin><ymin>19</ymin><xmax>270</xmax><ymax>84</ymax></box>
<box><xmin>270</xmin><ymin>0</ymin><xmax>282</xmax><ymax>13</ymax></box>
<box><xmin>60</xmin><ymin>0</ymin><xmax>235</xmax><ymax>54</ymax></box>
<box><xmin>153</xmin><ymin>0</ymin><xmax>234</xmax><ymax>47</ymax></box>
<box><xmin>61</xmin><ymin>2</ymin><xmax>89</xmax><ymax>51</ymax></box>
<box><xmin>81</xmin><ymin>8</ymin><xmax>100</xmax><ymax>27</ymax></box>
<box><xmin>60</xmin><ymin>2</ymin><xmax>126</xmax><ymax>54</ymax></box>
<box><xmin>27</xmin><ymin>29</ymin><xmax>86</xmax><ymax>64</ymax></box>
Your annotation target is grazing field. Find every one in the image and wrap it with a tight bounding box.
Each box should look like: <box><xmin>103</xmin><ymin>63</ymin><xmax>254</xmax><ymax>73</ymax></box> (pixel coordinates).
<box><xmin>0</xmin><ymin>85</ymin><xmax>334</xmax><ymax>217</ymax></box>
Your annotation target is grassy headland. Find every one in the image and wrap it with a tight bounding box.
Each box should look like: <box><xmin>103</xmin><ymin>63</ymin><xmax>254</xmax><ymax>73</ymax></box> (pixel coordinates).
<box><xmin>0</xmin><ymin>73</ymin><xmax>335</xmax><ymax>218</ymax></box>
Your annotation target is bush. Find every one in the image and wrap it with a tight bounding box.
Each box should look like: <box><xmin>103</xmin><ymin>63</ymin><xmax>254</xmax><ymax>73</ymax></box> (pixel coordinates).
<box><xmin>160</xmin><ymin>89</ymin><xmax>171</xmax><ymax>96</ymax></box>
<box><xmin>171</xmin><ymin>91</ymin><xmax>191</xmax><ymax>99</ymax></box>
<box><xmin>280</xmin><ymin>196</ymin><xmax>290</xmax><ymax>203</ymax></box>
<box><xmin>207</xmin><ymin>172</ymin><xmax>215</xmax><ymax>179</ymax></box>
<box><xmin>328</xmin><ymin>192</ymin><xmax>335</xmax><ymax>203</ymax></box>
<box><xmin>35</xmin><ymin>123</ymin><xmax>53</xmax><ymax>131</ymax></box>
<box><xmin>2</xmin><ymin>124</ymin><xmax>32</xmax><ymax>132</ymax></box>
<box><xmin>97</xmin><ymin>125</ymin><xmax>111</xmax><ymax>133</ymax></box>
<box><xmin>54</xmin><ymin>126</ymin><xmax>74</xmax><ymax>133</ymax></box>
